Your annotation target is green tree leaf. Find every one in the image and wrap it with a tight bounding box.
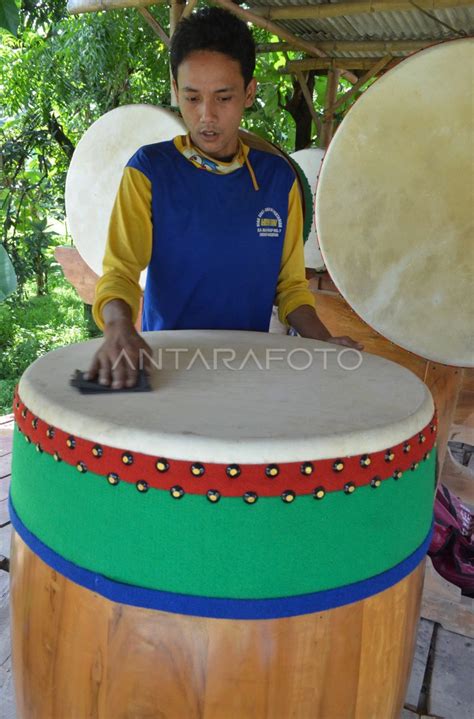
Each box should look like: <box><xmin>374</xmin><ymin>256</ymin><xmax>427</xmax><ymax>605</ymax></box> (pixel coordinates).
<box><xmin>0</xmin><ymin>245</ymin><xmax>17</xmax><ymax>301</ymax></box>
<box><xmin>0</xmin><ymin>0</ymin><xmax>20</xmax><ymax>36</ymax></box>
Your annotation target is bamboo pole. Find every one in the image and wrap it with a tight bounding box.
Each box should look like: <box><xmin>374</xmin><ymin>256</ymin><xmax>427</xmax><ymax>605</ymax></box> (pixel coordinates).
<box><xmin>67</xmin><ymin>0</ymin><xmax>165</xmax><ymax>14</ymax></box>
<box><xmin>284</xmin><ymin>57</ymin><xmax>400</xmax><ymax>72</ymax></box>
<box><xmin>295</xmin><ymin>72</ymin><xmax>322</xmax><ymax>137</ymax></box>
<box><xmin>320</xmin><ymin>66</ymin><xmax>340</xmax><ymax>149</ymax></box>
<box><xmin>182</xmin><ymin>0</ymin><xmax>199</xmax><ymax>19</ymax></box>
<box><xmin>324</xmin><ymin>55</ymin><xmax>393</xmax><ymax>117</ymax></box>
<box><xmin>138</xmin><ymin>7</ymin><xmax>170</xmax><ymax>46</ymax></box>
<box><xmin>252</xmin><ymin>0</ymin><xmax>473</xmax><ymax>22</ymax></box>
<box><xmin>209</xmin><ymin>0</ymin><xmax>357</xmax><ymax>84</ymax></box>
<box><xmin>170</xmin><ymin>0</ymin><xmax>186</xmax><ymax>106</ymax></box>
<box><xmin>257</xmin><ymin>39</ymin><xmax>438</xmax><ymax>54</ymax></box>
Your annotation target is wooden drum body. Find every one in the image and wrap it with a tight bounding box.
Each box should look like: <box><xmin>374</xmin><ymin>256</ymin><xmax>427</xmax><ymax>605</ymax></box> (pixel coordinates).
<box><xmin>10</xmin><ymin>331</ymin><xmax>437</xmax><ymax>718</ymax></box>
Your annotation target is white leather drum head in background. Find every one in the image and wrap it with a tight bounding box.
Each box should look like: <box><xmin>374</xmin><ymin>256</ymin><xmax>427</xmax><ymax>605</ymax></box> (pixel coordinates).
<box><xmin>65</xmin><ymin>105</ymin><xmax>186</xmax><ymax>287</ymax></box>
<box><xmin>316</xmin><ymin>38</ymin><xmax>474</xmax><ymax>367</ymax></box>
<box><xmin>291</xmin><ymin>148</ymin><xmax>325</xmax><ymax>270</ymax></box>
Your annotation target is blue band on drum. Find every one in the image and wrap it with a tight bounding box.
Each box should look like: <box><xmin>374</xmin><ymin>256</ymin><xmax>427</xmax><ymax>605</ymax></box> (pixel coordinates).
<box><xmin>9</xmin><ymin>496</ymin><xmax>433</xmax><ymax>620</ymax></box>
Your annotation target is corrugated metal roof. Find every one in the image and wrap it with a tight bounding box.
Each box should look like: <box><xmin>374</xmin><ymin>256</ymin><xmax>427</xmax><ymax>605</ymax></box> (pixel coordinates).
<box><xmin>248</xmin><ymin>1</ymin><xmax>474</xmax><ymax>57</ymax></box>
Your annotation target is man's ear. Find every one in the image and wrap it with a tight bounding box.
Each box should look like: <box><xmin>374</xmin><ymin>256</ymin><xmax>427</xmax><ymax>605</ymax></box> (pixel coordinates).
<box><xmin>244</xmin><ymin>78</ymin><xmax>257</xmax><ymax>108</ymax></box>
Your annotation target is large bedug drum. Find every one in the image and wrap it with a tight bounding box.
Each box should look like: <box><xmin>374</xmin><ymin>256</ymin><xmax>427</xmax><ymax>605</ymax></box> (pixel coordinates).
<box><xmin>10</xmin><ymin>331</ymin><xmax>437</xmax><ymax>718</ymax></box>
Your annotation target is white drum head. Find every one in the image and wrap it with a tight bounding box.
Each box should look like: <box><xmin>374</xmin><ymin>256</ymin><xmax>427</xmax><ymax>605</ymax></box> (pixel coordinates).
<box><xmin>316</xmin><ymin>39</ymin><xmax>474</xmax><ymax>367</ymax></box>
<box><xmin>291</xmin><ymin>148</ymin><xmax>325</xmax><ymax>270</ymax></box>
<box><xmin>65</xmin><ymin>105</ymin><xmax>186</xmax><ymax>286</ymax></box>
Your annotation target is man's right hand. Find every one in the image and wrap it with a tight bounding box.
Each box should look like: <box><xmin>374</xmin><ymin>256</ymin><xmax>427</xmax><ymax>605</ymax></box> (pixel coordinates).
<box><xmin>85</xmin><ymin>300</ymin><xmax>152</xmax><ymax>389</ymax></box>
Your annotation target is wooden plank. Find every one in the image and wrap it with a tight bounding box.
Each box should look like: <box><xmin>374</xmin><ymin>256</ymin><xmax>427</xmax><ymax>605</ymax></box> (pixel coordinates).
<box><xmin>0</xmin><ymin>498</ymin><xmax>9</xmax><ymax>527</ymax></box>
<box><xmin>0</xmin><ymin>434</ymin><xmax>13</xmax><ymax>458</ymax></box>
<box><xmin>405</xmin><ymin>619</ymin><xmax>435</xmax><ymax>709</ymax></box>
<box><xmin>0</xmin><ymin>474</ymin><xmax>11</xmax><ymax>502</ymax></box>
<box><xmin>0</xmin><ymin>568</ymin><xmax>16</xmax><ymax>719</ymax></box>
<box><xmin>0</xmin><ymin>455</ymin><xmax>12</xmax><ymax>481</ymax></box>
<box><xmin>0</xmin><ymin>524</ymin><xmax>12</xmax><ymax>560</ymax></box>
<box><xmin>422</xmin><ymin>560</ymin><xmax>474</xmax><ymax>639</ymax></box>
<box><xmin>423</xmin><ymin>363</ymin><xmax>463</xmax><ymax>473</ymax></box>
<box><xmin>429</xmin><ymin>627</ymin><xmax>474</xmax><ymax>719</ymax></box>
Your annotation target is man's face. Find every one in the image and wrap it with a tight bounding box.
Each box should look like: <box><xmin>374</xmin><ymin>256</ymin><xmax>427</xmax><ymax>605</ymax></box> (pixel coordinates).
<box><xmin>174</xmin><ymin>50</ymin><xmax>256</xmax><ymax>160</ymax></box>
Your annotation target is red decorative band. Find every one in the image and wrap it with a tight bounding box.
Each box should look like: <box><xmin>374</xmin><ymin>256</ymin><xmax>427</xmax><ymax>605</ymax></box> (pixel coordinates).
<box><xmin>13</xmin><ymin>390</ymin><xmax>437</xmax><ymax>500</ymax></box>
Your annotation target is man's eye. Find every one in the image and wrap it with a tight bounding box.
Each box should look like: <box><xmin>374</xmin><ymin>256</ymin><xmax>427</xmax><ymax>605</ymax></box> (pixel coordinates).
<box><xmin>219</xmin><ymin>96</ymin><xmax>232</xmax><ymax>102</ymax></box>
<box><xmin>186</xmin><ymin>97</ymin><xmax>199</xmax><ymax>103</ymax></box>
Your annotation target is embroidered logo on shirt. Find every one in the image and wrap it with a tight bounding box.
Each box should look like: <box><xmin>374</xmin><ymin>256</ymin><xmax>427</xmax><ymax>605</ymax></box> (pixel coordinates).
<box><xmin>256</xmin><ymin>207</ymin><xmax>283</xmax><ymax>238</ymax></box>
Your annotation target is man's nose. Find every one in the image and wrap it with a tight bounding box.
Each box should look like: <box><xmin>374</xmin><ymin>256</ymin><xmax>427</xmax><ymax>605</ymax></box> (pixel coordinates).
<box><xmin>200</xmin><ymin>99</ymin><xmax>217</xmax><ymax>123</ymax></box>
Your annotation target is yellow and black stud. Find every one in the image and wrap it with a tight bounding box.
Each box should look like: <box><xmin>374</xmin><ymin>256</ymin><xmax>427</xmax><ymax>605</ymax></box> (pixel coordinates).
<box><xmin>21</xmin><ymin>408</ymin><xmax>27</xmax><ymax>419</ymax></box>
<box><xmin>385</xmin><ymin>449</ymin><xmax>395</xmax><ymax>462</ymax></box>
<box><xmin>359</xmin><ymin>455</ymin><xmax>371</xmax><ymax>468</ymax></box>
<box><xmin>344</xmin><ymin>481</ymin><xmax>356</xmax><ymax>495</ymax></box>
<box><xmin>393</xmin><ymin>469</ymin><xmax>403</xmax><ymax>480</ymax></box>
<box><xmin>170</xmin><ymin>485</ymin><xmax>185</xmax><ymax>499</ymax></box>
<box><xmin>403</xmin><ymin>442</ymin><xmax>411</xmax><ymax>454</ymax></box>
<box><xmin>313</xmin><ymin>486</ymin><xmax>326</xmax><ymax>500</ymax></box>
<box><xmin>190</xmin><ymin>462</ymin><xmax>205</xmax><ymax>477</ymax></box>
<box><xmin>53</xmin><ymin>451</ymin><xmax>62</xmax><ymax>462</ymax></box>
<box><xmin>136</xmin><ymin>479</ymin><xmax>149</xmax><ymax>493</ymax></box>
<box><xmin>24</xmin><ymin>435</ymin><xmax>31</xmax><ymax>444</ymax></box>
<box><xmin>333</xmin><ymin>459</ymin><xmax>345</xmax><ymax>473</ymax></box>
<box><xmin>206</xmin><ymin>489</ymin><xmax>221</xmax><ymax>503</ymax></box>
<box><xmin>226</xmin><ymin>464</ymin><xmax>241</xmax><ymax>478</ymax></box>
<box><xmin>243</xmin><ymin>491</ymin><xmax>258</xmax><ymax>504</ymax></box>
<box><xmin>430</xmin><ymin>423</ymin><xmax>437</xmax><ymax>434</ymax></box>
<box><xmin>418</xmin><ymin>433</ymin><xmax>426</xmax><ymax>444</ymax></box>
<box><xmin>107</xmin><ymin>472</ymin><xmax>120</xmax><ymax>486</ymax></box>
<box><xmin>31</xmin><ymin>417</ymin><xmax>38</xmax><ymax>430</ymax></box>
<box><xmin>423</xmin><ymin>451</ymin><xmax>431</xmax><ymax>461</ymax></box>
<box><xmin>411</xmin><ymin>462</ymin><xmax>419</xmax><ymax>471</ymax></box>
<box><xmin>76</xmin><ymin>461</ymin><xmax>87</xmax><ymax>474</ymax></box>
<box><xmin>265</xmin><ymin>464</ymin><xmax>280</xmax><ymax>478</ymax></box>
<box><xmin>92</xmin><ymin>445</ymin><xmax>103</xmax><ymax>458</ymax></box>
<box><xmin>281</xmin><ymin>490</ymin><xmax>296</xmax><ymax>503</ymax></box>
<box><xmin>46</xmin><ymin>426</ymin><xmax>55</xmax><ymax>439</ymax></box>
<box><xmin>370</xmin><ymin>476</ymin><xmax>382</xmax><ymax>489</ymax></box>
<box><xmin>66</xmin><ymin>436</ymin><xmax>76</xmax><ymax>450</ymax></box>
<box><xmin>155</xmin><ymin>458</ymin><xmax>169</xmax><ymax>473</ymax></box>
<box><xmin>35</xmin><ymin>443</ymin><xmax>43</xmax><ymax>453</ymax></box>
<box><xmin>122</xmin><ymin>452</ymin><xmax>134</xmax><ymax>466</ymax></box>
<box><xmin>301</xmin><ymin>462</ymin><xmax>314</xmax><ymax>476</ymax></box>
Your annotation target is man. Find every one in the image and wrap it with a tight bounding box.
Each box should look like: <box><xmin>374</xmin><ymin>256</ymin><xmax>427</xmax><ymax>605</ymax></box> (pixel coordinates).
<box><xmin>87</xmin><ymin>7</ymin><xmax>361</xmax><ymax>389</ymax></box>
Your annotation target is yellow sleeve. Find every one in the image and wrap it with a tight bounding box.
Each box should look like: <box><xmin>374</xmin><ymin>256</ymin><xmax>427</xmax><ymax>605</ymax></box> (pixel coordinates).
<box><xmin>275</xmin><ymin>179</ymin><xmax>316</xmax><ymax>324</ymax></box>
<box><xmin>92</xmin><ymin>167</ymin><xmax>153</xmax><ymax>330</ymax></box>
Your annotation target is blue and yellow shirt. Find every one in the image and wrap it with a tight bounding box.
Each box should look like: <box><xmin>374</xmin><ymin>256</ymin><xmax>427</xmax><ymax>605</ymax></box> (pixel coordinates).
<box><xmin>93</xmin><ymin>134</ymin><xmax>315</xmax><ymax>331</ymax></box>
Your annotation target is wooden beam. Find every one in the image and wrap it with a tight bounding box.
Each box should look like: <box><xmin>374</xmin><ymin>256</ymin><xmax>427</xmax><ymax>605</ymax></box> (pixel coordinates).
<box><xmin>295</xmin><ymin>72</ymin><xmax>322</xmax><ymax>137</ymax></box>
<box><xmin>137</xmin><ymin>7</ymin><xmax>170</xmax><ymax>46</ymax></box>
<box><xmin>67</xmin><ymin>0</ymin><xmax>165</xmax><ymax>14</ymax></box>
<box><xmin>170</xmin><ymin>0</ymin><xmax>186</xmax><ymax>106</ymax></box>
<box><xmin>324</xmin><ymin>55</ymin><xmax>393</xmax><ymax>117</ymax></box>
<box><xmin>253</xmin><ymin>0</ymin><xmax>473</xmax><ymax>22</ymax></box>
<box><xmin>209</xmin><ymin>0</ymin><xmax>357</xmax><ymax>84</ymax></box>
<box><xmin>257</xmin><ymin>39</ymin><xmax>440</xmax><ymax>54</ymax></box>
<box><xmin>320</xmin><ymin>66</ymin><xmax>340</xmax><ymax>149</ymax></box>
<box><xmin>284</xmin><ymin>57</ymin><xmax>401</xmax><ymax>72</ymax></box>
<box><xmin>181</xmin><ymin>0</ymin><xmax>199</xmax><ymax>19</ymax></box>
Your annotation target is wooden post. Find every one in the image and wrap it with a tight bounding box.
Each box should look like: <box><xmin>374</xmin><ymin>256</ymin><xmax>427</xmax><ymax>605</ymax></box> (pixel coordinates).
<box><xmin>320</xmin><ymin>66</ymin><xmax>340</xmax><ymax>149</ymax></box>
<box><xmin>169</xmin><ymin>0</ymin><xmax>186</xmax><ymax>106</ymax></box>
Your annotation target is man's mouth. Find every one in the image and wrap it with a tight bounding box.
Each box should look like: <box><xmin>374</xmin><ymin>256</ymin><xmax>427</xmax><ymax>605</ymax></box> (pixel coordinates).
<box><xmin>200</xmin><ymin>130</ymin><xmax>219</xmax><ymax>139</ymax></box>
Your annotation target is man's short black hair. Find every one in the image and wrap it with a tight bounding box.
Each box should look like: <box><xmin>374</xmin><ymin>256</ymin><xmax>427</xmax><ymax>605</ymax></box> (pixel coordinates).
<box><xmin>170</xmin><ymin>7</ymin><xmax>256</xmax><ymax>88</ymax></box>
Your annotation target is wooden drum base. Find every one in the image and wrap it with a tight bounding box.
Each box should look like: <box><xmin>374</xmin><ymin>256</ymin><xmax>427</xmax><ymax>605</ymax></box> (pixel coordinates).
<box><xmin>10</xmin><ymin>532</ymin><xmax>425</xmax><ymax>719</ymax></box>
